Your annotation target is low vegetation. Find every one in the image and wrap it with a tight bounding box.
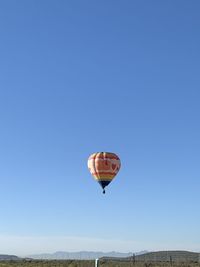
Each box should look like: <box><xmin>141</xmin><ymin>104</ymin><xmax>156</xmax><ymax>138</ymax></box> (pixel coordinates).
<box><xmin>0</xmin><ymin>261</ymin><xmax>200</xmax><ymax>267</ymax></box>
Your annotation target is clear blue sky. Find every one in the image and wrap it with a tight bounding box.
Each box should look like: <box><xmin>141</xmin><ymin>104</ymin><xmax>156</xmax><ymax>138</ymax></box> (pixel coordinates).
<box><xmin>0</xmin><ymin>0</ymin><xmax>200</xmax><ymax>256</ymax></box>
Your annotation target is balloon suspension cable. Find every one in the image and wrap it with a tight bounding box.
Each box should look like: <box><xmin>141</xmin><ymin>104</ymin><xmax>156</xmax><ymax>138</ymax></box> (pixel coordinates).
<box><xmin>103</xmin><ymin>189</ymin><xmax>105</xmax><ymax>194</ymax></box>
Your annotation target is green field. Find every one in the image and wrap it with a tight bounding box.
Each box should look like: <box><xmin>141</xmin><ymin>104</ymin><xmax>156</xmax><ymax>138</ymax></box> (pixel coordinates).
<box><xmin>0</xmin><ymin>261</ymin><xmax>200</xmax><ymax>267</ymax></box>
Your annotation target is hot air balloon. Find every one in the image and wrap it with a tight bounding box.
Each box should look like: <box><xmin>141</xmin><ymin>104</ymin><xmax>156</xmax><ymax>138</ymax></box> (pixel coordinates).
<box><xmin>87</xmin><ymin>152</ymin><xmax>121</xmax><ymax>194</ymax></box>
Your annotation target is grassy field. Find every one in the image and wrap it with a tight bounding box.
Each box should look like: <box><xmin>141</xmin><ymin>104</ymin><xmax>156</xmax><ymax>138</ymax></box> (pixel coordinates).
<box><xmin>0</xmin><ymin>261</ymin><xmax>200</xmax><ymax>267</ymax></box>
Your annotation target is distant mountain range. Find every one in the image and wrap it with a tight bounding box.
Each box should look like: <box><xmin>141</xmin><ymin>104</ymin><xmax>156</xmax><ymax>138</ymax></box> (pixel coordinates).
<box><xmin>29</xmin><ymin>250</ymin><xmax>148</xmax><ymax>260</ymax></box>
<box><xmin>1</xmin><ymin>250</ymin><xmax>199</xmax><ymax>262</ymax></box>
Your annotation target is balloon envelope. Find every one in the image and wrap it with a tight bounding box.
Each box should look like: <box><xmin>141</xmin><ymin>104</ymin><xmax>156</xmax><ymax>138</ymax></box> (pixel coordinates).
<box><xmin>87</xmin><ymin>152</ymin><xmax>121</xmax><ymax>193</ymax></box>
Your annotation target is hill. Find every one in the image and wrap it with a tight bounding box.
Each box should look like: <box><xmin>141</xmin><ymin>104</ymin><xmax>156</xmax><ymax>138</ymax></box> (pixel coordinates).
<box><xmin>101</xmin><ymin>251</ymin><xmax>200</xmax><ymax>263</ymax></box>
<box><xmin>135</xmin><ymin>251</ymin><xmax>200</xmax><ymax>262</ymax></box>
<box><xmin>0</xmin><ymin>254</ymin><xmax>21</xmax><ymax>261</ymax></box>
